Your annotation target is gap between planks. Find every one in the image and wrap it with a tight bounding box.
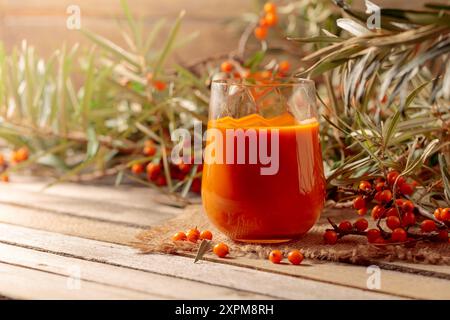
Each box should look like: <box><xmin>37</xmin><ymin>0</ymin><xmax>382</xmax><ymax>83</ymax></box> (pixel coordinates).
<box><xmin>1</xmin><ymin>181</ymin><xmax>450</xmax><ymax>281</ymax></box>
<box><xmin>0</xmin><ymin>243</ymin><xmax>270</xmax><ymax>300</ymax></box>
<box><xmin>0</xmin><ymin>223</ymin><xmax>397</xmax><ymax>300</ymax></box>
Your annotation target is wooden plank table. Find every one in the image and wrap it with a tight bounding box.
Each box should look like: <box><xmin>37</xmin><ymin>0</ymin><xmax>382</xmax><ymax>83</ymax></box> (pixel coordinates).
<box><xmin>0</xmin><ymin>178</ymin><xmax>449</xmax><ymax>300</ymax></box>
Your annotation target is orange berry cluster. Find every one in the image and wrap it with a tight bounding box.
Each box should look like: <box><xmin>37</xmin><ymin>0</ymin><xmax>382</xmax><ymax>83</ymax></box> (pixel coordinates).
<box><xmin>0</xmin><ymin>147</ymin><xmax>30</xmax><ymax>182</ymax></box>
<box><xmin>268</xmin><ymin>249</ymin><xmax>304</xmax><ymax>265</ymax></box>
<box><xmin>434</xmin><ymin>207</ymin><xmax>450</xmax><ymax>223</ymax></box>
<box><xmin>220</xmin><ymin>60</ymin><xmax>290</xmax><ymax>79</ymax></box>
<box><xmin>254</xmin><ymin>2</ymin><xmax>278</xmax><ymax>41</ymax></box>
<box><xmin>325</xmin><ymin>170</ymin><xmax>449</xmax><ymax>245</ymax></box>
<box><xmin>172</xmin><ymin>227</ymin><xmax>213</xmax><ymax>243</ymax></box>
<box><xmin>130</xmin><ymin>140</ymin><xmax>202</xmax><ymax>193</ymax></box>
<box><xmin>172</xmin><ymin>228</ymin><xmax>230</xmax><ymax>258</ymax></box>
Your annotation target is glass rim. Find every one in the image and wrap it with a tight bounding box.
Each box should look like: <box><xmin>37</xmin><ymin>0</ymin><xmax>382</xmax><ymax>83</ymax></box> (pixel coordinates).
<box><xmin>211</xmin><ymin>77</ymin><xmax>315</xmax><ymax>88</ymax></box>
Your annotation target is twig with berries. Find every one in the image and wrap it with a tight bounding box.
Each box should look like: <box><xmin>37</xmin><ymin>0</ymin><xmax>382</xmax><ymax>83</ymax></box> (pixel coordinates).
<box><xmin>324</xmin><ymin>170</ymin><xmax>450</xmax><ymax>246</ymax></box>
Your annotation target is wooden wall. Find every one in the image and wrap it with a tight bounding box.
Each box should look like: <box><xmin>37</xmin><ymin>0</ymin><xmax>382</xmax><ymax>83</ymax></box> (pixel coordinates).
<box><xmin>0</xmin><ymin>0</ymin><xmax>443</xmax><ymax>63</ymax></box>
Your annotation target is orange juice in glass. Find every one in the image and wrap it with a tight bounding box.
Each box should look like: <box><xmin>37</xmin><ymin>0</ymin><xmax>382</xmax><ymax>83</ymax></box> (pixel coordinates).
<box><xmin>202</xmin><ymin>79</ymin><xmax>325</xmax><ymax>243</ymax></box>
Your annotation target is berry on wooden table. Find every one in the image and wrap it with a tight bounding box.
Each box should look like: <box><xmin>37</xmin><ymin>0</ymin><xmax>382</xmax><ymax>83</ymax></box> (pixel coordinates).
<box><xmin>186</xmin><ymin>228</ymin><xmax>200</xmax><ymax>242</ymax></box>
<box><xmin>287</xmin><ymin>250</ymin><xmax>303</xmax><ymax>265</ymax></box>
<box><xmin>213</xmin><ymin>243</ymin><xmax>229</xmax><ymax>258</ymax></box>
<box><xmin>268</xmin><ymin>250</ymin><xmax>283</xmax><ymax>264</ymax></box>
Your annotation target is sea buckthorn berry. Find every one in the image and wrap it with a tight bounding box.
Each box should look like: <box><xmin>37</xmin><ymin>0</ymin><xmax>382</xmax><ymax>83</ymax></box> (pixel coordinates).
<box><xmin>438</xmin><ymin>229</ymin><xmax>448</xmax><ymax>242</ymax></box>
<box><xmin>357</xmin><ymin>207</ymin><xmax>368</xmax><ymax>216</ymax></box>
<box><xmin>401</xmin><ymin>200</ymin><xmax>415</xmax><ymax>213</ymax></box>
<box><xmin>220</xmin><ymin>61</ymin><xmax>233</xmax><ymax>73</ymax></box>
<box><xmin>287</xmin><ymin>250</ymin><xmax>304</xmax><ymax>265</ymax></box>
<box><xmin>191</xmin><ymin>178</ymin><xmax>202</xmax><ymax>193</ymax></box>
<box><xmin>359</xmin><ymin>180</ymin><xmax>372</xmax><ymax>192</ymax></box>
<box><xmin>269</xmin><ymin>250</ymin><xmax>283</xmax><ymax>264</ymax></box>
<box><xmin>396</xmin><ymin>176</ymin><xmax>406</xmax><ymax>187</ymax></box>
<box><xmin>323</xmin><ymin>230</ymin><xmax>338</xmax><ymax>245</ymax></box>
<box><xmin>353</xmin><ymin>196</ymin><xmax>366</xmax><ymax>210</ymax></box>
<box><xmin>367</xmin><ymin>228</ymin><xmax>381</xmax><ymax>243</ymax></box>
<box><xmin>146</xmin><ymin>163</ymin><xmax>161</xmax><ymax>180</ymax></box>
<box><xmin>371</xmin><ymin>205</ymin><xmax>385</xmax><ymax>220</ymax></box>
<box><xmin>387</xmin><ymin>171</ymin><xmax>399</xmax><ymax>185</ymax></box>
<box><xmin>402</xmin><ymin>212</ymin><xmax>416</xmax><ymax>227</ymax></box>
<box><xmin>375</xmin><ymin>181</ymin><xmax>385</xmax><ymax>192</ymax></box>
<box><xmin>199</xmin><ymin>230</ymin><xmax>213</xmax><ymax>241</ymax></box>
<box><xmin>386</xmin><ymin>207</ymin><xmax>399</xmax><ymax>217</ymax></box>
<box><xmin>264</xmin><ymin>12</ymin><xmax>278</xmax><ymax>26</ymax></box>
<box><xmin>0</xmin><ymin>154</ymin><xmax>4</xmax><ymax>166</ymax></box>
<box><xmin>172</xmin><ymin>231</ymin><xmax>187</xmax><ymax>241</ymax></box>
<box><xmin>434</xmin><ymin>208</ymin><xmax>443</xmax><ymax>221</ymax></box>
<box><xmin>259</xmin><ymin>17</ymin><xmax>269</xmax><ymax>27</ymax></box>
<box><xmin>186</xmin><ymin>228</ymin><xmax>200</xmax><ymax>242</ymax></box>
<box><xmin>1</xmin><ymin>175</ymin><xmax>9</xmax><ymax>183</ymax></box>
<box><xmin>421</xmin><ymin>220</ymin><xmax>437</xmax><ymax>233</ymax></box>
<box><xmin>264</xmin><ymin>2</ymin><xmax>276</xmax><ymax>13</ymax></box>
<box><xmin>400</xmin><ymin>183</ymin><xmax>414</xmax><ymax>196</ymax></box>
<box><xmin>131</xmin><ymin>163</ymin><xmax>144</xmax><ymax>175</ymax></box>
<box><xmin>374</xmin><ymin>237</ymin><xmax>387</xmax><ymax>245</ymax></box>
<box><xmin>379</xmin><ymin>189</ymin><xmax>392</xmax><ymax>203</ymax></box>
<box><xmin>260</xmin><ymin>70</ymin><xmax>272</xmax><ymax>79</ymax></box>
<box><xmin>386</xmin><ymin>216</ymin><xmax>401</xmax><ymax>230</ymax></box>
<box><xmin>374</xmin><ymin>177</ymin><xmax>385</xmax><ymax>184</ymax></box>
<box><xmin>441</xmin><ymin>208</ymin><xmax>450</xmax><ymax>221</ymax></box>
<box><xmin>339</xmin><ymin>220</ymin><xmax>353</xmax><ymax>232</ymax></box>
<box><xmin>391</xmin><ymin>228</ymin><xmax>407</xmax><ymax>242</ymax></box>
<box><xmin>152</xmin><ymin>80</ymin><xmax>166</xmax><ymax>91</ymax></box>
<box><xmin>155</xmin><ymin>175</ymin><xmax>167</xmax><ymax>186</ymax></box>
<box><xmin>15</xmin><ymin>147</ymin><xmax>29</xmax><ymax>162</ymax></box>
<box><xmin>213</xmin><ymin>243</ymin><xmax>229</xmax><ymax>258</ymax></box>
<box><xmin>254</xmin><ymin>26</ymin><xmax>268</xmax><ymax>40</ymax></box>
<box><xmin>278</xmin><ymin>60</ymin><xmax>290</xmax><ymax>73</ymax></box>
<box><xmin>374</xmin><ymin>191</ymin><xmax>383</xmax><ymax>203</ymax></box>
<box><xmin>354</xmin><ymin>218</ymin><xmax>369</xmax><ymax>232</ymax></box>
<box><xmin>143</xmin><ymin>144</ymin><xmax>157</xmax><ymax>157</ymax></box>
<box><xmin>178</xmin><ymin>162</ymin><xmax>192</xmax><ymax>174</ymax></box>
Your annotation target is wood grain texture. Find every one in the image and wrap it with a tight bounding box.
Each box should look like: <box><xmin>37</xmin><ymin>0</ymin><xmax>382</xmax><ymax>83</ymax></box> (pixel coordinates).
<box><xmin>0</xmin><ymin>223</ymin><xmax>396</xmax><ymax>299</ymax></box>
<box><xmin>1</xmin><ymin>180</ymin><xmax>449</xmax><ymax>279</ymax></box>
<box><xmin>0</xmin><ymin>243</ymin><xmax>270</xmax><ymax>299</ymax></box>
<box><xmin>0</xmin><ymin>183</ymin><xmax>179</xmax><ymax>227</ymax></box>
<box><xmin>0</xmin><ymin>262</ymin><xmax>159</xmax><ymax>299</ymax></box>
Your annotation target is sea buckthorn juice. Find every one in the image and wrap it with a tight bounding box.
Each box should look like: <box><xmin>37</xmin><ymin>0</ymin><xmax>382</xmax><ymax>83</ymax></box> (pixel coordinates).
<box><xmin>202</xmin><ymin>79</ymin><xmax>325</xmax><ymax>243</ymax></box>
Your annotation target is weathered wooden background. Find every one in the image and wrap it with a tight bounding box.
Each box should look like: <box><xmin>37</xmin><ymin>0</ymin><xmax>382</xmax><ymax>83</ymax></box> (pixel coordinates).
<box><xmin>0</xmin><ymin>0</ymin><xmax>441</xmax><ymax>62</ymax></box>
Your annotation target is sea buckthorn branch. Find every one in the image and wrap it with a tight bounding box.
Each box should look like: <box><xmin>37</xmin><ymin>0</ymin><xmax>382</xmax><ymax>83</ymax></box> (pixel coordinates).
<box><xmin>325</xmin><ymin>170</ymin><xmax>450</xmax><ymax>246</ymax></box>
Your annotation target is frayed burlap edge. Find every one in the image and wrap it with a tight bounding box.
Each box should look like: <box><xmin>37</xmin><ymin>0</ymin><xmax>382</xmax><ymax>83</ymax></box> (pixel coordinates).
<box><xmin>132</xmin><ymin>205</ymin><xmax>450</xmax><ymax>265</ymax></box>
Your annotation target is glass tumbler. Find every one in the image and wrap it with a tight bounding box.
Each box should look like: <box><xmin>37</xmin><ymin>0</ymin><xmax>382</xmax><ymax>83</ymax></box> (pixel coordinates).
<box><xmin>202</xmin><ymin>78</ymin><xmax>325</xmax><ymax>243</ymax></box>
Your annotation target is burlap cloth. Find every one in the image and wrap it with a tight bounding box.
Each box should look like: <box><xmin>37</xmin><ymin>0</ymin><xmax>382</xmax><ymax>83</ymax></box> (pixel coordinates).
<box><xmin>134</xmin><ymin>205</ymin><xmax>450</xmax><ymax>265</ymax></box>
